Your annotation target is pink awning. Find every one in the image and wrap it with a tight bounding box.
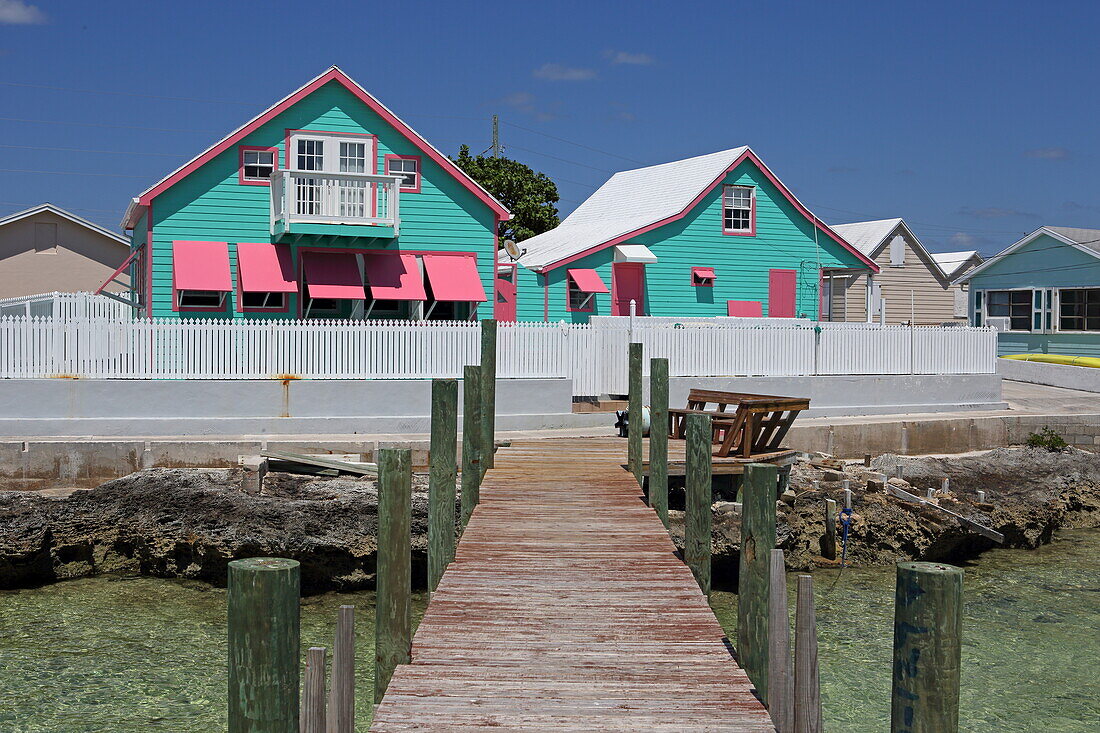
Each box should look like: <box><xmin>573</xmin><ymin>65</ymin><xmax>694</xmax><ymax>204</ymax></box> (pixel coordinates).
<box><xmin>727</xmin><ymin>300</ymin><xmax>763</xmax><ymax>317</ymax></box>
<box><xmin>364</xmin><ymin>253</ymin><xmax>426</xmax><ymax>301</ymax></box>
<box><xmin>172</xmin><ymin>241</ymin><xmax>232</xmax><ymax>291</ymax></box>
<box><xmin>567</xmin><ymin>268</ymin><xmax>609</xmax><ymax>294</ymax></box>
<box><xmin>423</xmin><ymin>254</ymin><xmax>487</xmax><ymax>302</ymax></box>
<box><xmin>301</xmin><ymin>251</ymin><xmax>366</xmax><ymax>300</ymax></box>
<box><xmin>237</xmin><ymin>243</ymin><xmax>297</xmax><ymax>293</ymax></box>
<box><xmin>692</xmin><ymin>266</ymin><xmax>717</xmax><ymax>281</ymax></box>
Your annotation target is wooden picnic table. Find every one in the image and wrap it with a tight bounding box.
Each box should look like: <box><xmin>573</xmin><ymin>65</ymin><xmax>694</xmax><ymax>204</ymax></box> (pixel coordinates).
<box><xmin>667</xmin><ymin>389</ymin><xmax>809</xmax><ymax>459</ymax></box>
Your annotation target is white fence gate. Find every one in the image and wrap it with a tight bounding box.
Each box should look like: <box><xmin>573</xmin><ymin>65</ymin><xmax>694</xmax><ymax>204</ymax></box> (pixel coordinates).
<box><xmin>0</xmin><ymin>316</ymin><xmax>998</xmax><ymax>391</ymax></box>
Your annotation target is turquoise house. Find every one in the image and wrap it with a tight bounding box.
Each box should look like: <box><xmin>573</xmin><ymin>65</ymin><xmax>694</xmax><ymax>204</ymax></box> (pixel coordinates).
<box><xmin>507</xmin><ymin>148</ymin><xmax>878</xmax><ymax>322</ymax></box>
<box><xmin>117</xmin><ymin>67</ymin><xmax>510</xmax><ymax>320</ymax></box>
<box><xmin>956</xmin><ymin>226</ymin><xmax>1100</xmax><ymax>357</ymax></box>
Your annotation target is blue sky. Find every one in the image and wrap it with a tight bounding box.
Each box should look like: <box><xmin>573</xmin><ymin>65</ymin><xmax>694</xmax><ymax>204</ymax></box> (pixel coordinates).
<box><xmin>0</xmin><ymin>0</ymin><xmax>1097</xmax><ymax>255</ymax></box>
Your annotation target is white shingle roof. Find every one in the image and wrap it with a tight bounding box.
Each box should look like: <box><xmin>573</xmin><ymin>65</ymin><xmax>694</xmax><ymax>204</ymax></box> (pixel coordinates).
<box><xmin>518</xmin><ymin>148</ymin><xmax>748</xmax><ymax>270</ymax></box>
<box><xmin>930</xmin><ymin>250</ymin><xmax>980</xmax><ymax>278</ymax></box>
<box><xmin>828</xmin><ymin>218</ymin><xmax>903</xmax><ymax>257</ymax></box>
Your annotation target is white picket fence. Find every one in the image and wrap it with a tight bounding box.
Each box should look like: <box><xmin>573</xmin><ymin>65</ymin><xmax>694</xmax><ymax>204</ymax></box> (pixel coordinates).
<box><xmin>0</xmin><ymin>291</ymin><xmax>133</xmax><ymax>320</ymax></box>
<box><xmin>0</xmin><ymin>316</ymin><xmax>997</xmax><ymax>392</ymax></box>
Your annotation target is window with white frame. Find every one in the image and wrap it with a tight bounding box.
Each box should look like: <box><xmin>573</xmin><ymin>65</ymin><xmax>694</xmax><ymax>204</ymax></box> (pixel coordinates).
<box><xmin>339</xmin><ymin>142</ymin><xmax>367</xmax><ymax>173</ymax></box>
<box><xmin>722</xmin><ymin>185</ymin><xmax>754</xmax><ymax>233</ymax></box>
<box><xmin>241</xmin><ymin>149</ymin><xmax>275</xmax><ymax>181</ymax></box>
<box><xmin>986</xmin><ymin>290</ymin><xmax>1031</xmax><ymax>330</ymax></box>
<box><xmin>1059</xmin><ymin>288</ymin><xmax>1100</xmax><ymax>331</ymax></box>
<box><xmin>386</xmin><ymin>156</ymin><xmax>420</xmax><ymax>191</ymax></box>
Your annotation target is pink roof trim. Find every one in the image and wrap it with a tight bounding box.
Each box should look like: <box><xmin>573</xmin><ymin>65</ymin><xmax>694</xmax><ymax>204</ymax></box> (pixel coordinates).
<box><xmin>567</xmin><ymin>268</ymin><xmax>610</xmax><ymax>294</ymax></box>
<box><xmin>423</xmin><ymin>254</ymin><xmax>487</xmax><ymax>302</ymax></box>
<box><xmin>540</xmin><ymin>149</ymin><xmax>879</xmax><ymax>274</ymax></box>
<box><xmin>237</xmin><ymin>242</ymin><xmax>298</xmax><ymax>293</ymax></box>
<box><xmin>132</xmin><ymin>67</ymin><xmax>509</xmax><ymax>219</ymax></box>
<box><xmin>364</xmin><ymin>253</ymin><xmax>427</xmax><ymax>301</ymax></box>
<box><xmin>172</xmin><ymin>241</ymin><xmax>232</xmax><ymax>292</ymax></box>
<box><xmin>302</xmin><ymin>250</ymin><xmax>366</xmax><ymax>300</ymax></box>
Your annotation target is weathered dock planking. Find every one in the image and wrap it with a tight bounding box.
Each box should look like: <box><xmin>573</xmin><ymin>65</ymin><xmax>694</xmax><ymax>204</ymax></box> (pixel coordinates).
<box><xmin>370</xmin><ymin>437</ymin><xmax>775</xmax><ymax>731</ymax></box>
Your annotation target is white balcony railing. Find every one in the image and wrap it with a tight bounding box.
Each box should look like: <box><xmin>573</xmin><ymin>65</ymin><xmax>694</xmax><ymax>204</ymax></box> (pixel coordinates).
<box><xmin>271</xmin><ymin>170</ymin><xmax>402</xmax><ymax>235</ymax></box>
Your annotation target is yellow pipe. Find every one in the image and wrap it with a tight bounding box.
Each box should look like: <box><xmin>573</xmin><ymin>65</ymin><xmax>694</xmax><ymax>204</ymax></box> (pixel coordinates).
<box><xmin>1001</xmin><ymin>353</ymin><xmax>1100</xmax><ymax>369</ymax></box>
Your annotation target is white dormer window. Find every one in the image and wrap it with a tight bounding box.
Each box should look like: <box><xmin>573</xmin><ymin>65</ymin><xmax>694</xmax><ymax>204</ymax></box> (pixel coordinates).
<box><xmin>239</xmin><ymin>147</ymin><xmax>276</xmax><ymax>185</ymax></box>
<box><xmin>385</xmin><ymin>155</ymin><xmax>421</xmax><ymax>192</ymax></box>
<box><xmin>722</xmin><ymin>185</ymin><xmax>754</xmax><ymax>234</ymax></box>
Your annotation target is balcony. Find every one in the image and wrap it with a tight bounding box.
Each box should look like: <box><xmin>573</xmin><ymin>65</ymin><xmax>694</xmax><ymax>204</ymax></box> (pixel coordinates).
<box><xmin>270</xmin><ymin>170</ymin><xmax>403</xmax><ymax>240</ymax></box>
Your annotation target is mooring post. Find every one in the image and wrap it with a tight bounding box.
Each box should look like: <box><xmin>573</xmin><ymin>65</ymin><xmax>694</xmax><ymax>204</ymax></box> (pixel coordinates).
<box><xmin>428</xmin><ymin>378</ymin><xmax>458</xmax><ymax>594</ymax></box>
<box><xmin>301</xmin><ymin>646</ymin><xmax>327</xmax><ymax>733</ymax></box>
<box><xmin>767</xmin><ymin>549</ymin><xmax>793</xmax><ymax>732</ymax></box>
<box><xmin>327</xmin><ymin>605</ymin><xmax>355</xmax><ymax>733</ymax></box>
<box><xmin>942</xmin><ymin>477</ymin><xmax>950</xmax><ymax>493</ymax></box>
<box><xmin>822</xmin><ymin>498</ymin><xmax>837</xmax><ymax>561</ymax></box>
<box><xmin>227</xmin><ymin>557</ymin><xmax>301</xmax><ymax>733</ymax></box>
<box><xmin>375</xmin><ymin>448</ymin><xmax>412</xmax><ymax>704</ymax></box>
<box><xmin>977</xmin><ymin>490</ymin><xmax>986</xmax><ymax>503</ymax></box>
<box><xmin>684</xmin><ymin>412</ymin><xmax>712</xmax><ymax>595</ymax></box>
<box><xmin>891</xmin><ymin>561</ymin><xmax>963</xmax><ymax>733</ymax></box>
<box><xmin>864</xmin><ymin>452</ymin><xmax>872</xmax><ymax>467</ymax></box>
<box><xmin>843</xmin><ymin>488</ymin><xmax>852</xmax><ymax>510</ymax></box>
<box><xmin>649</xmin><ymin>356</ymin><xmax>669</xmax><ymax>528</ymax></box>
<box><xmin>793</xmin><ymin>574</ymin><xmax>822</xmax><ymax>733</ymax></box>
<box><xmin>461</xmin><ymin>365</ymin><xmax>482</xmax><ymax>530</ymax></box>
<box><xmin>739</xmin><ymin>462</ymin><xmax>778</xmax><ymax>702</ymax></box>
<box><xmin>480</xmin><ymin>318</ymin><xmax>497</xmax><ymax>472</ymax></box>
<box><xmin>628</xmin><ymin>342</ymin><xmax>644</xmax><ymax>485</ymax></box>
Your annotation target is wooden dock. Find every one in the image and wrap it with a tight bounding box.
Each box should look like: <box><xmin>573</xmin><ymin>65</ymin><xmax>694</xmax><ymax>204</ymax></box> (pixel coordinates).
<box><xmin>370</xmin><ymin>437</ymin><xmax>775</xmax><ymax>731</ymax></box>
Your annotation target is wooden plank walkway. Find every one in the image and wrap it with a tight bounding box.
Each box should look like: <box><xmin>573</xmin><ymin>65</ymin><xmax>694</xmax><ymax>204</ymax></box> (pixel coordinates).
<box><xmin>370</xmin><ymin>437</ymin><xmax>775</xmax><ymax>731</ymax></box>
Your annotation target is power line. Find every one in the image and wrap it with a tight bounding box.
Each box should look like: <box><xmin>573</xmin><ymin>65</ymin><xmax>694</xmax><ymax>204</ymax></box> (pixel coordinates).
<box><xmin>0</xmin><ymin>143</ymin><xmax>187</xmax><ymax>158</ymax></box>
<box><xmin>0</xmin><ymin>168</ymin><xmax>150</xmax><ymax>179</ymax></box>
<box><xmin>0</xmin><ymin>80</ymin><xmax>256</xmax><ymax>106</ymax></box>
<box><xmin>506</xmin><ymin>144</ymin><xmax>616</xmax><ymax>174</ymax></box>
<box><xmin>811</xmin><ymin>203</ymin><xmax>1031</xmax><ymax>236</ymax></box>
<box><xmin>501</xmin><ymin>120</ymin><xmax>646</xmax><ymax>165</ymax></box>
<box><xmin>0</xmin><ymin>115</ymin><xmax>221</xmax><ymax>134</ymax></box>
<box><xmin>0</xmin><ymin>200</ymin><xmax>121</xmax><ymax>214</ymax></box>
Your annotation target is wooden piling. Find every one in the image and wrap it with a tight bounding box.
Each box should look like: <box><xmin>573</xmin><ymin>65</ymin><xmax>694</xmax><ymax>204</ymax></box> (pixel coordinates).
<box><xmin>793</xmin><ymin>574</ymin><xmax>822</xmax><ymax>733</ymax></box>
<box><xmin>301</xmin><ymin>646</ymin><xmax>327</xmax><ymax>733</ymax></box>
<box><xmin>739</xmin><ymin>462</ymin><xmax>778</xmax><ymax>701</ymax></box>
<box><xmin>375</xmin><ymin>448</ymin><xmax>412</xmax><ymax>704</ymax></box>
<box><xmin>649</xmin><ymin>357</ymin><xmax>669</xmax><ymax>528</ymax></box>
<box><xmin>227</xmin><ymin>557</ymin><xmax>301</xmax><ymax>733</ymax></box>
<box><xmin>429</xmin><ymin>378</ymin><xmax>458</xmax><ymax>594</ymax></box>
<box><xmin>864</xmin><ymin>453</ymin><xmax>872</xmax><ymax>467</ymax></box>
<box><xmin>461</xmin><ymin>365</ymin><xmax>482</xmax><ymax>530</ymax></box>
<box><xmin>480</xmin><ymin>319</ymin><xmax>497</xmax><ymax>471</ymax></box>
<box><xmin>767</xmin><ymin>549</ymin><xmax>793</xmax><ymax>732</ymax></box>
<box><xmin>822</xmin><ymin>499</ymin><xmax>837</xmax><ymax>561</ymax></box>
<box><xmin>684</xmin><ymin>412</ymin><xmax>712</xmax><ymax>595</ymax></box>
<box><xmin>327</xmin><ymin>605</ymin><xmax>354</xmax><ymax>733</ymax></box>
<box><xmin>628</xmin><ymin>342</ymin><xmax>643</xmax><ymax>484</ymax></box>
<box><xmin>891</xmin><ymin>561</ymin><xmax>964</xmax><ymax>733</ymax></box>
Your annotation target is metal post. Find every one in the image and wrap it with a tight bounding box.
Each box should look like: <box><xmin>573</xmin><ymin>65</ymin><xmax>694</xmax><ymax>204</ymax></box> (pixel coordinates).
<box><xmin>684</xmin><ymin>413</ymin><xmax>712</xmax><ymax>595</ymax></box>
<box><xmin>649</xmin><ymin>357</ymin><xmax>669</xmax><ymax>528</ymax></box>
<box><xmin>480</xmin><ymin>319</ymin><xmax>497</xmax><ymax>471</ymax></box>
<box><xmin>891</xmin><ymin>562</ymin><xmax>964</xmax><ymax>733</ymax></box>
<box><xmin>375</xmin><ymin>448</ymin><xmax>412</xmax><ymax>704</ymax></box>
<box><xmin>461</xmin><ymin>366</ymin><xmax>482</xmax><ymax>529</ymax></box>
<box><xmin>429</xmin><ymin>378</ymin><xmax>458</xmax><ymax>594</ymax></box>
<box><xmin>739</xmin><ymin>462</ymin><xmax>778</xmax><ymax>701</ymax></box>
<box><xmin>628</xmin><ymin>342</ymin><xmax>643</xmax><ymax>485</ymax></box>
<box><xmin>228</xmin><ymin>557</ymin><xmax>300</xmax><ymax>732</ymax></box>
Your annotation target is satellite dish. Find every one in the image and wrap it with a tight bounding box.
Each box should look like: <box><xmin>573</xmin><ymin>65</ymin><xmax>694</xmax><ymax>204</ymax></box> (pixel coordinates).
<box><xmin>502</xmin><ymin>239</ymin><xmax>525</xmax><ymax>260</ymax></box>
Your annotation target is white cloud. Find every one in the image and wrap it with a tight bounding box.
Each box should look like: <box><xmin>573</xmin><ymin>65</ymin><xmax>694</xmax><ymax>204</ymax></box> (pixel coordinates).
<box><xmin>532</xmin><ymin>63</ymin><xmax>596</xmax><ymax>81</ymax></box>
<box><xmin>1025</xmin><ymin>147</ymin><xmax>1070</xmax><ymax>160</ymax></box>
<box><xmin>0</xmin><ymin>0</ymin><xmax>46</xmax><ymax>24</ymax></box>
<box><xmin>608</xmin><ymin>51</ymin><xmax>654</xmax><ymax>65</ymax></box>
<box><xmin>497</xmin><ymin>91</ymin><xmax>561</xmax><ymax>121</ymax></box>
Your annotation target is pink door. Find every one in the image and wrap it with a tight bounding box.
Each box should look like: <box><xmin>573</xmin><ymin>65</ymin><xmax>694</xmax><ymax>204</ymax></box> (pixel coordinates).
<box><xmin>494</xmin><ymin>264</ymin><xmax>517</xmax><ymax>321</ymax></box>
<box><xmin>768</xmin><ymin>269</ymin><xmax>797</xmax><ymax>318</ymax></box>
<box><xmin>612</xmin><ymin>263</ymin><xmax>645</xmax><ymax>316</ymax></box>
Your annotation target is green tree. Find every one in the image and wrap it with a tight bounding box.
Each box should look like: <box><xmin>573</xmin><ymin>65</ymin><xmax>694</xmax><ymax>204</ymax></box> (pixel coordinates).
<box><xmin>451</xmin><ymin>145</ymin><xmax>560</xmax><ymax>242</ymax></box>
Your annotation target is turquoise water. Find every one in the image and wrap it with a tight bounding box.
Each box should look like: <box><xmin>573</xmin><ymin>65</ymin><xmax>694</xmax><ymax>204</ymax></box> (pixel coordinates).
<box><xmin>1</xmin><ymin>531</ymin><xmax>1097</xmax><ymax>731</ymax></box>
<box><xmin>712</xmin><ymin>528</ymin><xmax>1100</xmax><ymax>731</ymax></box>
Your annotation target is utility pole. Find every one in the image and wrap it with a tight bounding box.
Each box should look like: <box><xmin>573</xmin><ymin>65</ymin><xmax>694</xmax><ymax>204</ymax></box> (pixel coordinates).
<box><xmin>491</xmin><ymin>114</ymin><xmax>501</xmax><ymax>157</ymax></box>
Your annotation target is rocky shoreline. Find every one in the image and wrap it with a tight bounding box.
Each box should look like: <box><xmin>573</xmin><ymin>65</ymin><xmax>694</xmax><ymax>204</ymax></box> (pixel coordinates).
<box><xmin>1</xmin><ymin>447</ymin><xmax>1098</xmax><ymax>593</ymax></box>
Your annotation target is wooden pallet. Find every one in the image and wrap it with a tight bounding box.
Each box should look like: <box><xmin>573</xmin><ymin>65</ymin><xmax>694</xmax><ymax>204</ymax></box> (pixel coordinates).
<box><xmin>370</xmin><ymin>437</ymin><xmax>775</xmax><ymax>731</ymax></box>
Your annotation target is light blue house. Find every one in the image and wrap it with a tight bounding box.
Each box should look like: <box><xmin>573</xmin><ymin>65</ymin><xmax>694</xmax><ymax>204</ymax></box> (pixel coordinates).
<box><xmin>957</xmin><ymin>226</ymin><xmax>1100</xmax><ymax>357</ymax></box>
<box><xmin>118</xmin><ymin>66</ymin><xmax>510</xmax><ymax>320</ymax></box>
<box><xmin>508</xmin><ymin>148</ymin><xmax>878</xmax><ymax>322</ymax></box>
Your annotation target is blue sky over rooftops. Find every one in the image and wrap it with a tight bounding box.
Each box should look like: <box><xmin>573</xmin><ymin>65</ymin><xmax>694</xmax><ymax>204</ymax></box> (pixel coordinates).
<box><xmin>0</xmin><ymin>0</ymin><xmax>1097</xmax><ymax>256</ymax></box>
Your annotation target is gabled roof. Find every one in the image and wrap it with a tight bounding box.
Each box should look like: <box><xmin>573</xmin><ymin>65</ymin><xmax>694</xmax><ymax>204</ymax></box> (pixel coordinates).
<box><xmin>955</xmin><ymin>226</ymin><xmax>1100</xmax><ymax>283</ymax></box>
<box><xmin>517</xmin><ymin>147</ymin><xmax>878</xmax><ymax>272</ymax></box>
<box><xmin>930</xmin><ymin>250</ymin><xmax>981</xmax><ymax>278</ymax></box>
<box><xmin>0</xmin><ymin>203</ymin><xmax>128</xmax><ymax>245</ymax></box>
<box><xmin>828</xmin><ymin>218</ymin><xmax>904</xmax><ymax>257</ymax></box>
<box><xmin>121</xmin><ymin>66</ymin><xmax>510</xmax><ymax>229</ymax></box>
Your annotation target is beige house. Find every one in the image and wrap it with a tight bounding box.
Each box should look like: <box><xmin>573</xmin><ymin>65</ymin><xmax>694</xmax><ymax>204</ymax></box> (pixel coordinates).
<box><xmin>0</xmin><ymin>203</ymin><xmax>129</xmax><ymax>299</ymax></box>
<box><xmin>825</xmin><ymin>218</ymin><xmax>981</xmax><ymax>324</ymax></box>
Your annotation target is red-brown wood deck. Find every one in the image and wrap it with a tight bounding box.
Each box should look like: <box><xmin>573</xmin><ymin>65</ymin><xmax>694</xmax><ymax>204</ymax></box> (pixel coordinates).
<box><xmin>370</xmin><ymin>437</ymin><xmax>775</xmax><ymax>731</ymax></box>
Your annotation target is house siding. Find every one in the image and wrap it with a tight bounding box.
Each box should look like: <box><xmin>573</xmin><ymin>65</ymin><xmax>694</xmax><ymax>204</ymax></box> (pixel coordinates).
<box><xmin>141</xmin><ymin>80</ymin><xmax>497</xmax><ymax>319</ymax></box>
<box><xmin>517</xmin><ymin>159</ymin><xmax>867</xmax><ymax>321</ymax></box>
